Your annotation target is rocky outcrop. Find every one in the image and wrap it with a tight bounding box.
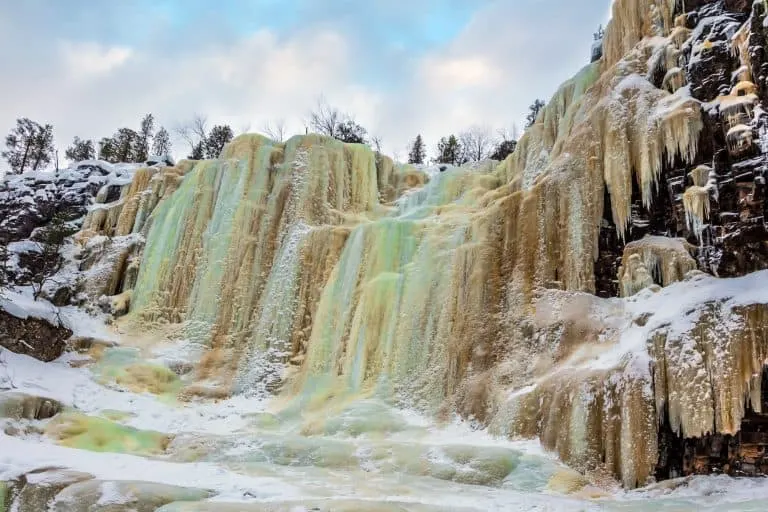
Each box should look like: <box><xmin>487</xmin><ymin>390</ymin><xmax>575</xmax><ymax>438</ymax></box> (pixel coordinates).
<box><xmin>0</xmin><ymin>163</ymin><xmax>119</xmax><ymax>245</ymax></box>
<box><xmin>2</xmin><ymin>468</ymin><xmax>211</xmax><ymax>512</ymax></box>
<box><xmin>2</xmin><ymin>468</ymin><xmax>93</xmax><ymax>512</ymax></box>
<box><xmin>0</xmin><ymin>309</ymin><xmax>71</xmax><ymax>362</ymax></box>
<box><xmin>156</xmin><ymin>500</ymin><xmax>477</xmax><ymax>512</ymax></box>
<box><xmin>0</xmin><ymin>392</ymin><xmax>62</xmax><ymax>420</ymax></box>
<box><xmin>594</xmin><ymin>1</ymin><xmax>768</xmax><ymax>297</ymax></box>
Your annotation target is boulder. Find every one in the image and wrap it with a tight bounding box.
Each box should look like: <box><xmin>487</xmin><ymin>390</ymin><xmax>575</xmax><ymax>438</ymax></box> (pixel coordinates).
<box><xmin>0</xmin><ymin>309</ymin><xmax>71</xmax><ymax>362</ymax></box>
<box><xmin>0</xmin><ymin>392</ymin><xmax>62</xmax><ymax>420</ymax></box>
<box><xmin>50</xmin><ymin>480</ymin><xmax>211</xmax><ymax>512</ymax></box>
<box><xmin>4</xmin><ymin>467</ymin><xmax>93</xmax><ymax>512</ymax></box>
<box><xmin>157</xmin><ymin>500</ymin><xmax>479</xmax><ymax>512</ymax></box>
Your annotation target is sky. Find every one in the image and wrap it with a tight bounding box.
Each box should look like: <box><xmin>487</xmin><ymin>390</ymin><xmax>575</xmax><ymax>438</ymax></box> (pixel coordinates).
<box><xmin>0</xmin><ymin>0</ymin><xmax>612</xmax><ymax>163</ymax></box>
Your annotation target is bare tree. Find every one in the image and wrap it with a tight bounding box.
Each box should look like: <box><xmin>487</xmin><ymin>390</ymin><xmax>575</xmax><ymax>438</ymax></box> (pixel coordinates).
<box><xmin>371</xmin><ymin>135</ymin><xmax>384</xmax><ymax>169</ymax></box>
<box><xmin>459</xmin><ymin>126</ymin><xmax>493</xmax><ymax>162</ymax></box>
<box><xmin>371</xmin><ymin>135</ymin><xmax>383</xmax><ymax>154</ymax></box>
<box><xmin>308</xmin><ymin>96</ymin><xmax>342</xmax><ymax>138</ymax></box>
<box><xmin>263</xmin><ymin>119</ymin><xmax>287</xmax><ymax>142</ymax></box>
<box><xmin>238</xmin><ymin>122</ymin><xmax>252</xmax><ymax>135</ymax></box>
<box><xmin>175</xmin><ymin>114</ymin><xmax>209</xmax><ymax>153</ymax></box>
<box><xmin>497</xmin><ymin>123</ymin><xmax>520</xmax><ymax>144</ymax></box>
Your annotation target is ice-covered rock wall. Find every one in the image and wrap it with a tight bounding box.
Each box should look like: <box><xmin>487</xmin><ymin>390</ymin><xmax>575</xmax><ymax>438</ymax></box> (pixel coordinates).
<box><xmin>5</xmin><ymin>0</ymin><xmax>763</xmax><ymax>490</ymax></box>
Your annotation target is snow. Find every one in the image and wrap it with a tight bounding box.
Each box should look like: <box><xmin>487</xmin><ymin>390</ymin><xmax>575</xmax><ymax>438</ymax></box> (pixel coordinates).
<box><xmin>588</xmin><ymin>270</ymin><xmax>768</xmax><ymax>373</ymax></box>
<box><xmin>0</xmin><ymin>434</ymin><xmax>299</xmax><ymax>501</ymax></box>
<box><xmin>0</xmin><ymin>286</ymin><xmax>117</xmax><ymax>342</ymax></box>
<box><xmin>6</xmin><ymin>241</ymin><xmax>42</xmax><ymax>255</ymax></box>
<box><xmin>0</xmin><ymin>288</ymin><xmax>62</xmax><ymax>325</ymax></box>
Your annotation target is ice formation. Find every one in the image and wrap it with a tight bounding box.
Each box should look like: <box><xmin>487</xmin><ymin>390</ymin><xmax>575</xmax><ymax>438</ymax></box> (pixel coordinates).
<box><xmin>6</xmin><ymin>0</ymin><xmax>768</xmax><ymax>497</ymax></box>
<box><xmin>102</xmin><ymin>0</ymin><xmax>768</xmax><ymax>489</ymax></box>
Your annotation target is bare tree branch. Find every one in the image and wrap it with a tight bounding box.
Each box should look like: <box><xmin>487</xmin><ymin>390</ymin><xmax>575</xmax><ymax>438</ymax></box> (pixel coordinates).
<box><xmin>263</xmin><ymin>119</ymin><xmax>287</xmax><ymax>142</ymax></box>
<box><xmin>308</xmin><ymin>95</ymin><xmax>341</xmax><ymax>138</ymax></box>
<box><xmin>459</xmin><ymin>125</ymin><xmax>493</xmax><ymax>162</ymax></box>
<box><xmin>175</xmin><ymin>114</ymin><xmax>209</xmax><ymax>151</ymax></box>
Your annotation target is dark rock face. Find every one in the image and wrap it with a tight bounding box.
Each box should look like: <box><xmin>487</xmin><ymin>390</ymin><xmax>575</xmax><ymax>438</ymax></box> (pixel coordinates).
<box><xmin>595</xmin><ymin>0</ymin><xmax>768</xmax><ymax>298</ymax></box>
<box><xmin>656</xmin><ymin>373</ymin><xmax>768</xmax><ymax>480</ymax></box>
<box><xmin>1</xmin><ymin>162</ymin><xmax>139</xmax><ymax>307</ymax></box>
<box><xmin>0</xmin><ymin>309</ymin><xmax>71</xmax><ymax>362</ymax></box>
<box><xmin>591</xmin><ymin>0</ymin><xmax>768</xmax><ymax>481</ymax></box>
<box><xmin>0</xmin><ymin>164</ymin><xmax>113</xmax><ymax>245</ymax></box>
<box><xmin>686</xmin><ymin>4</ymin><xmax>745</xmax><ymax>102</ymax></box>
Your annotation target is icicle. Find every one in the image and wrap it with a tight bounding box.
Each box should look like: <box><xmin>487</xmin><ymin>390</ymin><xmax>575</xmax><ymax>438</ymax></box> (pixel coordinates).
<box><xmin>617</xmin><ymin>236</ymin><xmax>697</xmax><ymax>296</ymax></box>
<box><xmin>683</xmin><ymin>185</ymin><xmax>711</xmax><ymax>240</ymax></box>
<box><xmin>602</xmin><ymin>0</ymin><xmax>677</xmax><ymax>69</ymax></box>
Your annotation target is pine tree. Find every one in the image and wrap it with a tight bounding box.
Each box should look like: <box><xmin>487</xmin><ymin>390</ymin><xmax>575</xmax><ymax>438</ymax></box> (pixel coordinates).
<box><xmin>98</xmin><ymin>137</ymin><xmax>117</xmax><ymax>162</ymax></box>
<box><xmin>490</xmin><ymin>139</ymin><xmax>517</xmax><ymax>161</ymax></box>
<box><xmin>408</xmin><ymin>135</ymin><xmax>426</xmax><ymax>164</ymax></box>
<box><xmin>152</xmin><ymin>127</ymin><xmax>172</xmax><ymax>156</ymax></box>
<box><xmin>335</xmin><ymin>119</ymin><xmax>367</xmax><ymax>144</ymax></box>
<box><xmin>189</xmin><ymin>141</ymin><xmax>204</xmax><ymax>160</ymax></box>
<box><xmin>30</xmin><ymin>212</ymin><xmax>75</xmax><ymax>300</ymax></box>
<box><xmin>64</xmin><ymin>137</ymin><xmax>96</xmax><ymax>162</ymax></box>
<box><xmin>525</xmin><ymin>99</ymin><xmax>546</xmax><ymax>128</ymax></box>
<box><xmin>594</xmin><ymin>24</ymin><xmax>605</xmax><ymax>41</ymax></box>
<box><xmin>134</xmin><ymin>113</ymin><xmax>155</xmax><ymax>162</ymax></box>
<box><xmin>204</xmin><ymin>125</ymin><xmax>234</xmax><ymax>159</ymax></box>
<box><xmin>0</xmin><ymin>241</ymin><xmax>8</xmax><ymax>296</ymax></box>
<box><xmin>30</xmin><ymin>124</ymin><xmax>54</xmax><ymax>171</ymax></box>
<box><xmin>436</xmin><ymin>135</ymin><xmax>461</xmax><ymax>165</ymax></box>
<box><xmin>113</xmin><ymin>128</ymin><xmax>139</xmax><ymax>163</ymax></box>
<box><xmin>2</xmin><ymin>119</ymin><xmax>54</xmax><ymax>173</ymax></box>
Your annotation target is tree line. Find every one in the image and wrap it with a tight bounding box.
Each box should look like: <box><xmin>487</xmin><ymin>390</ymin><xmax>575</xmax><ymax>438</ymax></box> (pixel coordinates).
<box><xmin>2</xmin><ymin>98</ymin><xmax>547</xmax><ymax>174</ymax></box>
<box><xmin>406</xmin><ymin>99</ymin><xmax>545</xmax><ymax>165</ymax></box>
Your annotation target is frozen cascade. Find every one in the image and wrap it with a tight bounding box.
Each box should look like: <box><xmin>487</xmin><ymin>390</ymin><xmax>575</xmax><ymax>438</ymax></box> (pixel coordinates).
<box><xmin>7</xmin><ymin>0</ymin><xmax>768</xmax><ymax>508</ymax></box>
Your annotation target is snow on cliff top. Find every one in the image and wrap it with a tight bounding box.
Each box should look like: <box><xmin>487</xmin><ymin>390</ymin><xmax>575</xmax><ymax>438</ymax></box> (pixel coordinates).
<box><xmin>1</xmin><ymin>287</ymin><xmax>116</xmax><ymax>341</ymax></box>
<box><xmin>587</xmin><ymin>270</ymin><xmax>768</xmax><ymax>374</ymax></box>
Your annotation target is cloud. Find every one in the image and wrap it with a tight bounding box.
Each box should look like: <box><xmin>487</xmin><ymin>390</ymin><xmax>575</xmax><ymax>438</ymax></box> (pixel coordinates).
<box><xmin>369</xmin><ymin>0</ymin><xmax>610</xmax><ymax>156</ymax></box>
<box><xmin>59</xmin><ymin>42</ymin><xmax>133</xmax><ymax>79</ymax></box>
<box><xmin>0</xmin><ymin>0</ymin><xmax>611</xmax><ymax>163</ymax></box>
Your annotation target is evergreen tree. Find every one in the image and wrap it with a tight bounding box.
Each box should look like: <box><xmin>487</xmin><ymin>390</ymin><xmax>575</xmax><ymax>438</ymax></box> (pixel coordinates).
<box><xmin>64</xmin><ymin>137</ymin><xmax>96</xmax><ymax>162</ymax></box>
<box><xmin>2</xmin><ymin>119</ymin><xmax>54</xmax><ymax>173</ymax></box>
<box><xmin>30</xmin><ymin>212</ymin><xmax>75</xmax><ymax>300</ymax></box>
<box><xmin>152</xmin><ymin>127</ymin><xmax>172</xmax><ymax>156</ymax></box>
<box><xmin>594</xmin><ymin>24</ymin><xmax>605</xmax><ymax>41</ymax></box>
<box><xmin>30</xmin><ymin>124</ymin><xmax>54</xmax><ymax>171</ymax></box>
<box><xmin>408</xmin><ymin>135</ymin><xmax>426</xmax><ymax>164</ymax></box>
<box><xmin>335</xmin><ymin>119</ymin><xmax>367</xmax><ymax>144</ymax></box>
<box><xmin>491</xmin><ymin>125</ymin><xmax>519</xmax><ymax>161</ymax></box>
<box><xmin>525</xmin><ymin>99</ymin><xmax>546</xmax><ymax>128</ymax></box>
<box><xmin>0</xmin><ymin>241</ymin><xmax>8</xmax><ymax>296</ymax></box>
<box><xmin>98</xmin><ymin>137</ymin><xmax>117</xmax><ymax>162</ymax></box>
<box><xmin>490</xmin><ymin>139</ymin><xmax>517</xmax><ymax>161</ymax></box>
<box><xmin>134</xmin><ymin>113</ymin><xmax>155</xmax><ymax>162</ymax></box>
<box><xmin>189</xmin><ymin>141</ymin><xmax>205</xmax><ymax>160</ymax></box>
<box><xmin>3</xmin><ymin>118</ymin><xmax>39</xmax><ymax>173</ymax></box>
<box><xmin>204</xmin><ymin>124</ymin><xmax>234</xmax><ymax>159</ymax></box>
<box><xmin>114</xmin><ymin>128</ymin><xmax>139</xmax><ymax>162</ymax></box>
<box><xmin>436</xmin><ymin>135</ymin><xmax>462</xmax><ymax>165</ymax></box>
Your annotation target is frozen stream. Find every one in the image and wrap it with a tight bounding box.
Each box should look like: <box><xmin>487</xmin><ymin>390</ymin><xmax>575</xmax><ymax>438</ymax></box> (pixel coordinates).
<box><xmin>2</xmin><ymin>331</ymin><xmax>768</xmax><ymax>511</ymax></box>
